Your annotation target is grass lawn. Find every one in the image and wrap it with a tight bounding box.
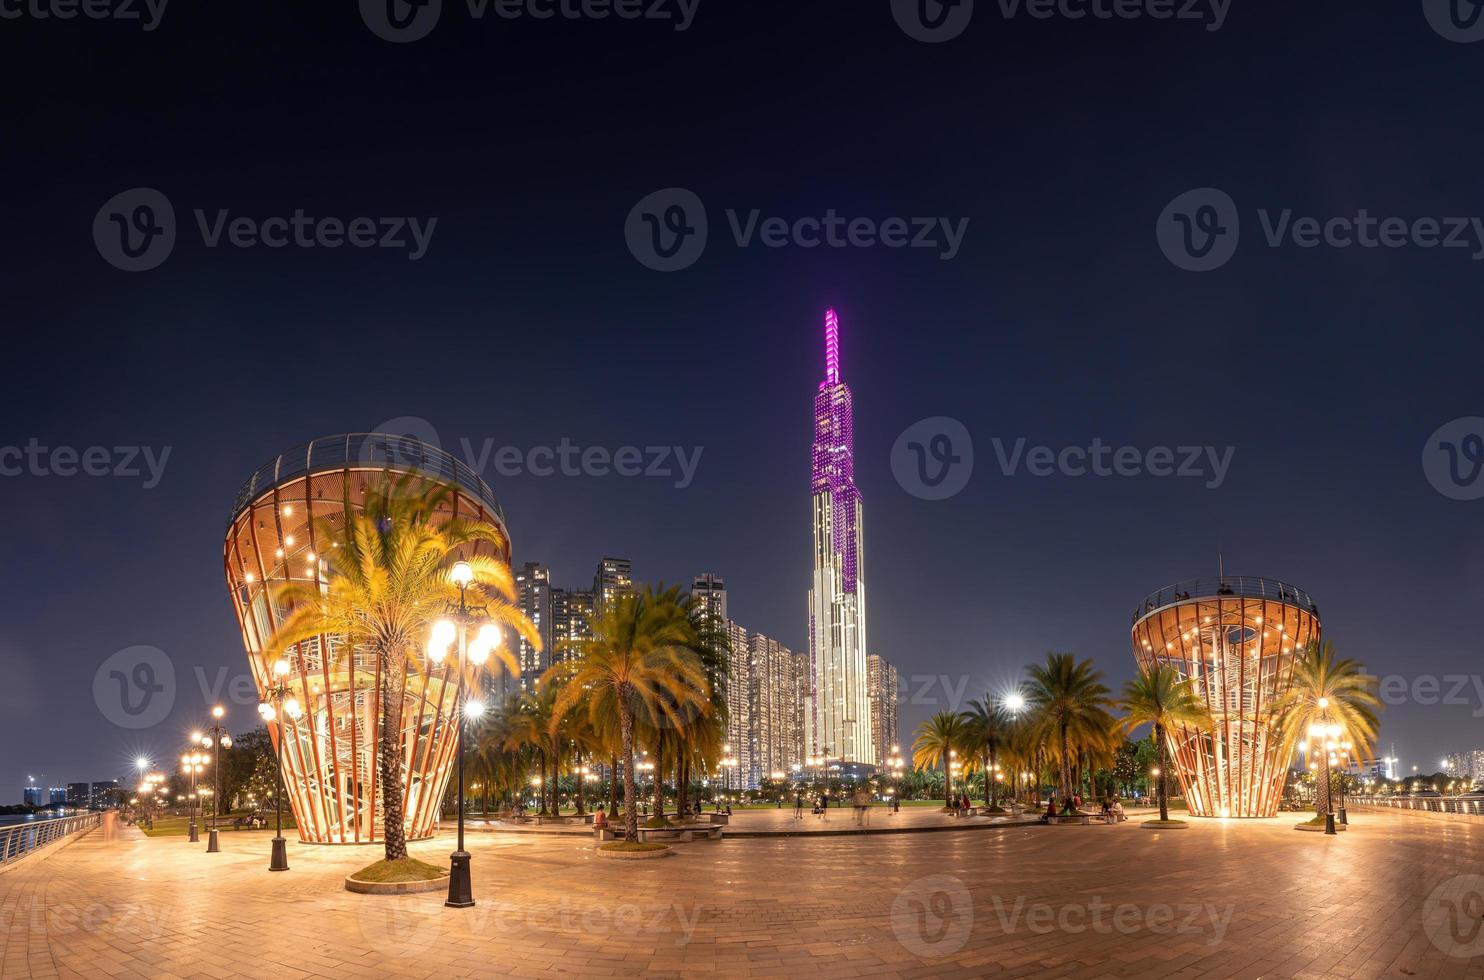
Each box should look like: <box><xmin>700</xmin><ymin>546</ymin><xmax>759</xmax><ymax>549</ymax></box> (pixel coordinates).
<box><xmin>350</xmin><ymin>857</ymin><xmax>447</xmax><ymax>883</ymax></box>
<box><xmin>138</xmin><ymin>815</ymin><xmax>296</xmax><ymax>838</ymax></box>
<box><xmin>599</xmin><ymin>841</ymin><xmax>668</xmax><ymax>853</ymax></box>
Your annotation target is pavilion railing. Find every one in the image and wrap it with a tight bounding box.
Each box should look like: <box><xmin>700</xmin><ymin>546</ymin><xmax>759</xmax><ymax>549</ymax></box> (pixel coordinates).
<box><xmin>1133</xmin><ymin>577</ymin><xmax>1318</xmax><ymax>625</ymax></box>
<box><xmin>0</xmin><ymin>813</ymin><xmax>102</xmax><ymax>868</ymax></box>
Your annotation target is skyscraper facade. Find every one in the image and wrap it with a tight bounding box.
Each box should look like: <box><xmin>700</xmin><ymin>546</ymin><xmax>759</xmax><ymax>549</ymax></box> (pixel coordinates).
<box><xmin>724</xmin><ymin>619</ymin><xmax>755</xmax><ymax>790</ymax></box>
<box><xmin>514</xmin><ymin>562</ymin><xmax>553</xmax><ymax>690</ymax></box>
<box><xmin>550</xmin><ymin>588</ymin><xmax>594</xmax><ymax>663</ymax></box>
<box><xmin>750</xmin><ymin>632</ymin><xmax>801</xmax><ymax>784</ymax></box>
<box><xmin>692</xmin><ymin>573</ymin><xmax>728</xmax><ymax>622</ymax></box>
<box><xmin>867</xmin><ymin>654</ymin><xmax>900</xmax><ymax>767</ymax></box>
<box><xmin>593</xmin><ymin>556</ymin><xmax>633</xmax><ymax>614</ymax></box>
<box><xmin>806</xmin><ymin>309</ymin><xmax>873</xmax><ymax>766</ymax></box>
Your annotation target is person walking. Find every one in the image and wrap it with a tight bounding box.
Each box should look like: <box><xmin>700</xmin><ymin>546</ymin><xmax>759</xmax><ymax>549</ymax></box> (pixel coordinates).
<box><xmin>794</xmin><ymin>790</ymin><xmax>804</xmax><ymax>820</ymax></box>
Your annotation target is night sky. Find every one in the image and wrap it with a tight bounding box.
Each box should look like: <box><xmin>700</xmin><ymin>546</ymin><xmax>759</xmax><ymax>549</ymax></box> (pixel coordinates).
<box><xmin>3</xmin><ymin>0</ymin><xmax>1482</xmax><ymax>800</ymax></box>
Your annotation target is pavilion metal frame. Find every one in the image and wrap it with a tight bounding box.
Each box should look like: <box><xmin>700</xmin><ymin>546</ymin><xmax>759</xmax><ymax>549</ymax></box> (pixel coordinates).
<box><xmin>1131</xmin><ymin>578</ymin><xmax>1320</xmax><ymax>818</ymax></box>
<box><xmin>222</xmin><ymin>434</ymin><xmax>509</xmax><ymax>844</ymax></box>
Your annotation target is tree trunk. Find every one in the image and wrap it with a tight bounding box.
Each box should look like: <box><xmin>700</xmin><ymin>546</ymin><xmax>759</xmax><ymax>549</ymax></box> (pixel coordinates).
<box><xmin>676</xmin><ymin>757</ymin><xmax>688</xmax><ymax>818</ymax></box>
<box><xmin>379</xmin><ymin>653</ymin><xmax>409</xmax><ymax>862</ymax></box>
<box><xmin>574</xmin><ymin>752</ymin><xmax>585</xmax><ymax>816</ymax></box>
<box><xmin>1058</xmin><ymin>721</ymin><xmax>1073</xmax><ymax>805</ymax></box>
<box><xmin>943</xmin><ymin>755</ymin><xmax>953</xmax><ymax>810</ymax></box>
<box><xmin>652</xmin><ymin>737</ymin><xmax>666</xmax><ymax>819</ymax></box>
<box><xmin>1316</xmin><ymin>750</ymin><xmax>1332</xmax><ymax>818</ymax></box>
<box><xmin>609</xmin><ymin>753</ymin><xmax>620</xmax><ymax>815</ymax></box>
<box><xmin>989</xmin><ymin>745</ymin><xmax>999</xmax><ymax>807</ymax></box>
<box><xmin>1155</xmin><ymin>722</ymin><xmax>1170</xmax><ymax>822</ymax></box>
<box><xmin>538</xmin><ymin>749</ymin><xmax>549</xmax><ymax>816</ymax></box>
<box><xmin>619</xmin><ymin>687</ymin><xmax>638</xmax><ymax>843</ymax></box>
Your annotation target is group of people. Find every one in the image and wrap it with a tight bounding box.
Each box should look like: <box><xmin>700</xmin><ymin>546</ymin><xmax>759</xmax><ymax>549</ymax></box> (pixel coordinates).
<box><xmin>1036</xmin><ymin>795</ymin><xmax>1126</xmax><ymax>824</ymax></box>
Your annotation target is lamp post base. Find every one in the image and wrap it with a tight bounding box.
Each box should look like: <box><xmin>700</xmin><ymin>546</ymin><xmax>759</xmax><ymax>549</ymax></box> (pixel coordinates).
<box><xmin>188</xmin><ymin>821</ymin><xmax>199</xmax><ymax>843</ymax></box>
<box><xmin>206</xmin><ymin>829</ymin><xmax>220</xmax><ymax>853</ymax></box>
<box><xmin>445</xmin><ymin>851</ymin><xmax>474</xmax><ymax>908</ymax></box>
<box><xmin>269</xmin><ymin>836</ymin><xmax>289</xmax><ymax>871</ymax></box>
<box><xmin>1324</xmin><ymin>813</ymin><xmax>1337</xmax><ymax>835</ymax></box>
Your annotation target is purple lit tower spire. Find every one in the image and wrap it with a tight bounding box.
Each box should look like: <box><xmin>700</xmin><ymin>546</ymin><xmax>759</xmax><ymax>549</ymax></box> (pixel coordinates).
<box><xmin>807</xmin><ymin>309</ymin><xmax>872</xmax><ymax>766</ymax></box>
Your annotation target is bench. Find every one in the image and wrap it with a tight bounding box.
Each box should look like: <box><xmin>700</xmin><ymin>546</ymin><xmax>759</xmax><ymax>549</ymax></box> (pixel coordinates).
<box><xmin>597</xmin><ymin>824</ymin><xmax>723</xmax><ymax>843</ymax></box>
<box><xmin>1051</xmin><ymin>813</ymin><xmax>1092</xmax><ymax>825</ymax></box>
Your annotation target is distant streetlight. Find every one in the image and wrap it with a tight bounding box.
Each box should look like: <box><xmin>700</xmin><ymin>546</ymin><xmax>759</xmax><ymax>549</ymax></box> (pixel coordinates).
<box><xmin>203</xmin><ymin>706</ymin><xmax>233</xmax><ymax>853</ymax></box>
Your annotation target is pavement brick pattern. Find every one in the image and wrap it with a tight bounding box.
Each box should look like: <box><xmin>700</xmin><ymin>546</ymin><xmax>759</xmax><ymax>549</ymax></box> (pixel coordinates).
<box><xmin>1</xmin><ymin>808</ymin><xmax>1480</xmax><ymax>979</ymax></box>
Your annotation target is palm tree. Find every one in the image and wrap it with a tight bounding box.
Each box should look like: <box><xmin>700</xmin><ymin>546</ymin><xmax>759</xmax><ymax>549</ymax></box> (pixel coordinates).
<box><xmin>551</xmin><ymin>585</ymin><xmax>711</xmax><ymax>843</ymax></box>
<box><xmin>961</xmin><ymin>697</ymin><xmax>1006</xmax><ymax>808</ymax></box>
<box><xmin>261</xmin><ymin>474</ymin><xmax>535</xmax><ymax>862</ymax></box>
<box><xmin>913</xmin><ymin>712</ymin><xmax>967</xmax><ymax>811</ymax></box>
<box><xmin>1273</xmin><ymin>639</ymin><xmax>1380</xmax><ymax>824</ymax></box>
<box><xmin>1026</xmin><ymin>653</ymin><xmax>1116</xmax><ymax>809</ymax></box>
<box><xmin>1119</xmin><ymin>665</ymin><xmax>1212</xmax><ymax>822</ymax></box>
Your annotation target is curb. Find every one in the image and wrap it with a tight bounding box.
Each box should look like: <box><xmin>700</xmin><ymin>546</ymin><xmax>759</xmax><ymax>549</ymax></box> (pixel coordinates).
<box><xmin>594</xmin><ymin>846</ymin><xmax>673</xmax><ymax>860</ymax></box>
<box><xmin>344</xmin><ymin>874</ymin><xmax>450</xmax><ymax>894</ymax></box>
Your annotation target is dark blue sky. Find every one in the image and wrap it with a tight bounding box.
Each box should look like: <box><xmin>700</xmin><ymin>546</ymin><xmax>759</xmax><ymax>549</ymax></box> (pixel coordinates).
<box><xmin>3</xmin><ymin>0</ymin><xmax>1482</xmax><ymax>799</ymax></box>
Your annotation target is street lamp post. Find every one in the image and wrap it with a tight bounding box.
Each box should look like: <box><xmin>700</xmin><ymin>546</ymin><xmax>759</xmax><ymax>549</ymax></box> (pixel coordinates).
<box><xmin>181</xmin><ymin>737</ymin><xmax>208</xmax><ymax>843</ymax></box>
<box><xmin>258</xmin><ymin>658</ymin><xmax>302</xmax><ymax>871</ymax></box>
<box><xmin>203</xmin><ymin>706</ymin><xmax>233</xmax><ymax>853</ymax></box>
<box><xmin>889</xmin><ymin>745</ymin><xmax>903</xmax><ymax>813</ymax></box>
<box><xmin>427</xmin><ymin>560</ymin><xmax>502</xmax><ymax>910</ymax></box>
<box><xmin>721</xmin><ymin>744</ymin><xmax>737</xmax><ymax>801</ymax></box>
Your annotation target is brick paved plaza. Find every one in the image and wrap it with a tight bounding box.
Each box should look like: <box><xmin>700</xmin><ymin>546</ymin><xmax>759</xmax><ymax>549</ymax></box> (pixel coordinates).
<box><xmin>1</xmin><ymin>808</ymin><xmax>1480</xmax><ymax>979</ymax></box>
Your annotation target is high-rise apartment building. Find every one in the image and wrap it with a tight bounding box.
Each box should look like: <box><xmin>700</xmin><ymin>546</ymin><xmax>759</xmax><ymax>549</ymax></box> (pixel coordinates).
<box><xmin>67</xmin><ymin>782</ymin><xmax>91</xmax><ymax>807</ymax></box>
<box><xmin>750</xmin><ymin>632</ymin><xmax>801</xmax><ymax>785</ymax></box>
<box><xmin>550</xmin><ymin>588</ymin><xmax>595</xmax><ymax>663</ymax></box>
<box><xmin>806</xmin><ymin>309</ymin><xmax>873</xmax><ymax>766</ymax></box>
<box><xmin>723</xmin><ymin>619</ymin><xmax>754</xmax><ymax>790</ymax></box>
<box><xmin>692</xmin><ymin>573</ymin><xmax>727</xmax><ymax>622</ymax></box>
<box><xmin>593</xmin><ymin>556</ymin><xmax>633</xmax><ymax>614</ymax></box>
<box><xmin>867</xmin><ymin>654</ymin><xmax>900</xmax><ymax>767</ymax></box>
<box><xmin>513</xmin><ymin>562</ymin><xmax>553</xmax><ymax>690</ymax></box>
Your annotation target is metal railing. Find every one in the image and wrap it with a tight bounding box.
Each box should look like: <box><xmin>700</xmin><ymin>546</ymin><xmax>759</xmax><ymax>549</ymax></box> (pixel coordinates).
<box><xmin>1352</xmin><ymin>796</ymin><xmax>1484</xmax><ymax>816</ymax></box>
<box><xmin>228</xmin><ymin>433</ymin><xmax>504</xmax><ymax>526</ymax></box>
<box><xmin>1133</xmin><ymin>577</ymin><xmax>1318</xmax><ymax>625</ymax></box>
<box><xmin>0</xmin><ymin>813</ymin><xmax>102</xmax><ymax>867</ymax></box>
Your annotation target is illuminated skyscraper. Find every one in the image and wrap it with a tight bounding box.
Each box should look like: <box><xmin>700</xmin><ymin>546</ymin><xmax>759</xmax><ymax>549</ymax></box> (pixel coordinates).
<box><xmin>692</xmin><ymin>573</ymin><xmax>727</xmax><ymax>622</ymax></box>
<box><xmin>750</xmin><ymin>632</ymin><xmax>801</xmax><ymax>784</ymax></box>
<box><xmin>514</xmin><ymin>562</ymin><xmax>552</xmax><ymax>689</ymax></box>
<box><xmin>724</xmin><ymin>619</ymin><xmax>754</xmax><ymax>790</ymax></box>
<box><xmin>550</xmin><ymin>588</ymin><xmax>594</xmax><ymax>663</ymax></box>
<box><xmin>807</xmin><ymin>309</ymin><xmax>873</xmax><ymax>766</ymax></box>
<box><xmin>867</xmin><ymin>654</ymin><xmax>899</xmax><ymax>768</ymax></box>
<box><xmin>593</xmin><ymin>556</ymin><xmax>633</xmax><ymax>614</ymax></box>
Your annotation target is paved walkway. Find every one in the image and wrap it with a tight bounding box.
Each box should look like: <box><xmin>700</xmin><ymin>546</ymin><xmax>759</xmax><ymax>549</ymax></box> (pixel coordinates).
<box><xmin>444</xmin><ymin>805</ymin><xmax>1053</xmax><ymax>837</ymax></box>
<box><xmin>1</xmin><ymin>810</ymin><xmax>1481</xmax><ymax>978</ymax></box>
